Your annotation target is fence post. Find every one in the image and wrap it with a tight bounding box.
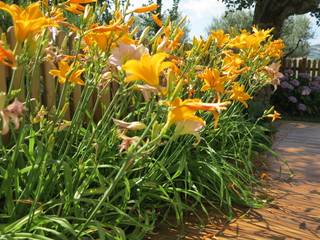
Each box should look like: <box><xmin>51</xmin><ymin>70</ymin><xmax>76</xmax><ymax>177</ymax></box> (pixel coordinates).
<box><xmin>299</xmin><ymin>58</ymin><xmax>307</xmax><ymax>74</ymax></box>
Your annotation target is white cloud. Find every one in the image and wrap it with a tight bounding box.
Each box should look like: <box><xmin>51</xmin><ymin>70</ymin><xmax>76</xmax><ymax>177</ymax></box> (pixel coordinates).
<box><xmin>180</xmin><ymin>0</ymin><xmax>226</xmax><ymax>18</ymax></box>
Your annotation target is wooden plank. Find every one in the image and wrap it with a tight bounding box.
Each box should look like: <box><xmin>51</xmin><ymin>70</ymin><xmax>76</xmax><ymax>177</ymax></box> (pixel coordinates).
<box><xmin>312</xmin><ymin>60</ymin><xmax>317</xmax><ymax>78</ymax></box>
<box><xmin>293</xmin><ymin>59</ymin><xmax>298</xmax><ymax>77</ymax></box>
<box><xmin>42</xmin><ymin>61</ymin><xmax>57</xmax><ymax>110</ymax></box>
<box><xmin>71</xmin><ymin>85</ymin><xmax>82</xmax><ymax>117</ymax></box>
<box><xmin>0</xmin><ymin>65</ymin><xmax>7</xmax><ymax>93</ymax></box>
<box><xmin>307</xmin><ymin>59</ymin><xmax>312</xmax><ymax>75</ymax></box>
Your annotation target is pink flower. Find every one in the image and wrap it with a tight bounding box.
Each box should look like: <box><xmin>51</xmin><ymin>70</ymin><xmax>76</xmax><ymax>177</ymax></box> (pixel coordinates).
<box><xmin>0</xmin><ymin>99</ymin><xmax>26</xmax><ymax>135</ymax></box>
<box><xmin>109</xmin><ymin>43</ymin><xmax>149</xmax><ymax>69</ymax></box>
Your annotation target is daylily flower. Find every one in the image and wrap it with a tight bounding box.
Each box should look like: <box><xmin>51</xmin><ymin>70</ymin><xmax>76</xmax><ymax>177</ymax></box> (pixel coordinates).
<box><xmin>130</xmin><ymin>3</ymin><xmax>158</xmax><ymax>13</ymax></box>
<box><xmin>211</xmin><ymin>30</ymin><xmax>230</xmax><ymax>48</ymax></box>
<box><xmin>263</xmin><ymin>62</ymin><xmax>284</xmax><ymax>90</ymax></box>
<box><xmin>263</xmin><ymin>39</ymin><xmax>284</xmax><ymax>59</ymax></box>
<box><xmin>166</xmin><ymin>98</ymin><xmax>229</xmax><ymax>142</ymax></box>
<box><xmin>64</xmin><ymin>0</ymin><xmax>96</xmax><ymax>15</ymax></box>
<box><xmin>198</xmin><ymin>68</ymin><xmax>228</xmax><ymax>93</ymax></box>
<box><xmin>122</xmin><ymin>52</ymin><xmax>173</xmax><ymax>91</ymax></box>
<box><xmin>152</xmin><ymin>14</ymin><xmax>163</xmax><ymax>27</ymax></box>
<box><xmin>134</xmin><ymin>84</ymin><xmax>159</xmax><ymax>101</ymax></box>
<box><xmin>118</xmin><ymin>133</ymin><xmax>140</xmax><ymax>152</ymax></box>
<box><xmin>109</xmin><ymin>43</ymin><xmax>149</xmax><ymax>69</ymax></box>
<box><xmin>229</xmin><ymin>83</ymin><xmax>252</xmax><ymax>108</ymax></box>
<box><xmin>0</xmin><ymin>2</ymin><xmax>57</xmax><ymax>42</ymax></box>
<box><xmin>266</xmin><ymin>110</ymin><xmax>281</xmax><ymax>122</ymax></box>
<box><xmin>0</xmin><ymin>42</ymin><xmax>15</xmax><ymax>67</ymax></box>
<box><xmin>0</xmin><ymin>99</ymin><xmax>26</xmax><ymax>135</ymax></box>
<box><xmin>222</xmin><ymin>51</ymin><xmax>248</xmax><ymax>76</ymax></box>
<box><xmin>252</xmin><ymin>26</ymin><xmax>272</xmax><ymax>43</ymax></box>
<box><xmin>113</xmin><ymin>118</ymin><xmax>146</xmax><ymax>131</ymax></box>
<box><xmin>49</xmin><ymin>61</ymin><xmax>85</xmax><ymax>85</ymax></box>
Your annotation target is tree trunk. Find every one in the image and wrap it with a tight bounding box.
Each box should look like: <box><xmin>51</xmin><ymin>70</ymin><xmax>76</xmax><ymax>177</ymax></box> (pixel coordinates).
<box><xmin>253</xmin><ymin>0</ymin><xmax>319</xmax><ymax>38</ymax></box>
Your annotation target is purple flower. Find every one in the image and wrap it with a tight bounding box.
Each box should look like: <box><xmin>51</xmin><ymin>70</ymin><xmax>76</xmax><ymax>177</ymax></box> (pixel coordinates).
<box><xmin>301</xmin><ymin>86</ymin><xmax>311</xmax><ymax>96</ymax></box>
<box><xmin>298</xmin><ymin>73</ymin><xmax>311</xmax><ymax>81</ymax></box>
<box><xmin>297</xmin><ymin>103</ymin><xmax>307</xmax><ymax>112</ymax></box>
<box><xmin>313</xmin><ymin>76</ymin><xmax>320</xmax><ymax>82</ymax></box>
<box><xmin>280</xmin><ymin>75</ymin><xmax>289</xmax><ymax>82</ymax></box>
<box><xmin>284</xmin><ymin>69</ymin><xmax>294</xmax><ymax>77</ymax></box>
<box><xmin>290</xmin><ymin>80</ymin><xmax>300</xmax><ymax>87</ymax></box>
<box><xmin>281</xmin><ymin>81</ymin><xmax>294</xmax><ymax>90</ymax></box>
<box><xmin>288</xmin><ymin>96</ymin><xmax>298</xmax><ymax>103</ymax></box>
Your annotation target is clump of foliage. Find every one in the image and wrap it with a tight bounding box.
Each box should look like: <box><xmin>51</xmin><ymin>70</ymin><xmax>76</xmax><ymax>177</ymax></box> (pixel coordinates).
<box><xmin>0</xmin><ymin>0</ymin><xmax>283</xmax><ymax>239</ymax></box>
<box><xmin>272</xmin><ymin>71</ymin><xmax>320</xmax><ymax>116</ymax></box>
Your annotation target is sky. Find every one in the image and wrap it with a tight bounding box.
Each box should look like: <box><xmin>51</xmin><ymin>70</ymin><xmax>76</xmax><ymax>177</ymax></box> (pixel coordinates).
<box><xmin>131</xmin><ymin>0</ymin><xmax>320</xmax><ymax>45</ymax></box>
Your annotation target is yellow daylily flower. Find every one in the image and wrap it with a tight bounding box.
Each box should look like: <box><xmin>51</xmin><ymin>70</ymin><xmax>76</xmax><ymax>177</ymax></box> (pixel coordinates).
<box><xmin>266</xmin><ymin>110</ymin><xmax>281</xmax><ymax>122</ymax></box>
<box><xmin>130</xmin><ymin>3</ymin><xmax>158</xmax><ymax>13</ymax></box>
<box><xmin>49</xmin><ymin>61</ymin><xmax>85</xmax><ymax>85</ymax></box>
<box><xmin>122</xmin><ymin>52</ymin><xmax>172</xmax><ymax>89</ymax></box>
<box><xmin>211</xmin><ymin>30</ymin><xmax>230</xmax><ymax>48</ymax></box>
<box><xmin>0</xmin><ymin>2</ymin><xmax>57</xmax><ymax>42</ymax></box>
<box><xmin>198</xmin><ymin>68</ymin><xmax>228</xmax><ymax>93</ymax></box>
<box><xmin>229</xmin><ymin>83</ymin><xmax>252</xmax><ymax>108</ymax></box>
<box><xmin>252</xmin><ymin>26</ymin><xmax>272</xmax><ymax>43</ymax></box>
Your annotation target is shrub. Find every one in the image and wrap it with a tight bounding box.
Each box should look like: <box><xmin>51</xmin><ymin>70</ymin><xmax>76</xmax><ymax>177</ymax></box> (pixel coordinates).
<box><xmin>272</xmin><ymin>70</ymin><xmax>320</xmax><ymax>116</ymax></box>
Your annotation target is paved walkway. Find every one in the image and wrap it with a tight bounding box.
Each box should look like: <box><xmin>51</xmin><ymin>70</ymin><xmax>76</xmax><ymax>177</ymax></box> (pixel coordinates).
<box><xmin>149</xmin><ymin>121</ymin><xmax>320</xmax><ymax>239</ymax></box>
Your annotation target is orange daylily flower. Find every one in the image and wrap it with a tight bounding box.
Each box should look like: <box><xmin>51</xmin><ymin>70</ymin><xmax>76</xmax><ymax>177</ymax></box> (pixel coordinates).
<box><xmin>130</xmin><ymin>3</ymin><xmax>158</xmax><ymax>13</ymax></box>
<box><xmin>64</xmin><ymin>0</ymin><xmax>96</xmax><ymax>15</ymax></box>
<box><xmin>0</xmin><ymin>2</ymin><xmax>57</xmax><ymax>42</ymax></box>
<box><xmin>166</xmin><ymin>98</ymin><xmax>229</xmax><ymax>142</ymax></box>
<box><xmin>229</xmin><ymin>83</ymin><xmax>252</xmax><ymax>108</ymax></box>
<box><xmin>266</xmin><ymin>110</ymin><xmax>281</xmax><ymax>122</ymax></box>
<box><xmin>222</xmin><ymin>51</ymin><xmax>248</xmax><ymax>76</ymax></box>
<box><xmin>263</xmin><ymin>39</ymin><xmax>284</xmax><ymax>59</ymax></box>
<box><xmin>152</xmin><ymin>14</ymin><xmax>163</xmax><ymax>27</ymax></box>
<box><xmin>198</xmin><ymin>68</ymin><xmax>228</xmax><ymax>93</ymax></box>
<box><xmin>122</xmin><ymin>53</ymin><xmax>173</xmax><ymax>91</ymax></box>
<box><xmin>0</xmin><ymin>42</ymin><xmax>15</xmax><ymax>67</ymax></box>
<box><xmin>49</xmin><ymin>61</ymin><xmax>85</xmax><ymax>85</ymax></box>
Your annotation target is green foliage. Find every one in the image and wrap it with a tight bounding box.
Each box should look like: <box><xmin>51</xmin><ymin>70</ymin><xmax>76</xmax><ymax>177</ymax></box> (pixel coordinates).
<box><xmin>281</xmin><ymin>15</ymin><xmax>314</xmax><ymax>57</ymax></box>
<box><xmin>207</xmin><ymin>10</ymin><xmax>253</xmax><ymax>34</ymax></box>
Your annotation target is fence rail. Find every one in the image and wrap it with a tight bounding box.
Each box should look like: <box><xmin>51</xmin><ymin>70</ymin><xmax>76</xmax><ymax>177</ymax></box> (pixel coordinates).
<box><xmin>283</xmin><ymin>58</ymin><xmax>320</xmax><ymax>78</ymax></box>
<box><xmin>0</xmin><ymin>27</ymin><xmax>114</xmax><ymax>120</ymax></box>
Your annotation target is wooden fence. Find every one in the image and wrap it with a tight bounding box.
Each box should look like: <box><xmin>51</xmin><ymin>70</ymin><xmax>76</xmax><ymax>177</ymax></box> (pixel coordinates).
<box><xmin>282</xmin><ymin>58</ymin><xmax>320</xmax><ymax>78</ymax></box>
<box><xmin>0</xmin><ymin>27</ymin><xmax>113</xmax><ymax>120</ymax></box>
